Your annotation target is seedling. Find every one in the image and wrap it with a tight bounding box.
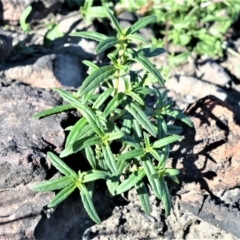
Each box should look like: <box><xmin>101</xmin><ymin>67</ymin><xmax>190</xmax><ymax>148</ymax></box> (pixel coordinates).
<box><xmin>31</xmin><ymin>11</ymin><xmax>192</xmax><ymax>224</ymax></box>
<box><xmin>20</xmin><ymin>6</ymin><xmax>32</xmax><ymax>33</ymax></box>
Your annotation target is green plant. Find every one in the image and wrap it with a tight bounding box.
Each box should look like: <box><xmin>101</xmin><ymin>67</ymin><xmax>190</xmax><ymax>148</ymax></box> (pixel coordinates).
<box><xmin>115</xmin><ymin>0</ymin><xmax>240</xmax><ymax>58</ymax></box>
<box><xmin>43</xmin><ymin>20</ymin><xmax>64</xmax><ymax>47</ymax></box>
<box><xmin>31</xmin><ymin>11</ymin><xmax>192</xmax><ymax>224</ymax></box>
<box><xmin>79</xmin><ymin>0</ymin><xmax>113</xmax><ymax>24</ymax></box>
<box><xmin>20</xmin><ymin>6</ymin><xmax>32</xmax><ymax>33</ymax></box>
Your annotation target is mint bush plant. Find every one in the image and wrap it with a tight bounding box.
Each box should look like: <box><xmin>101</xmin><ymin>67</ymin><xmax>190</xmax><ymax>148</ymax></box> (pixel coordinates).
<box><xmin>31</xmin><ymin>11</ymin><xmax>192</xmax><ymax>224</ymax></box>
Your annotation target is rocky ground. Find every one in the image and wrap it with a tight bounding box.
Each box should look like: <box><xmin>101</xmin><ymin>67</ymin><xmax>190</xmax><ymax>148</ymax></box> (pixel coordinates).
<box><xmin>1</xmin><ymin>1</ymin><xmax>240</xmax><ymax>239</ymax></box>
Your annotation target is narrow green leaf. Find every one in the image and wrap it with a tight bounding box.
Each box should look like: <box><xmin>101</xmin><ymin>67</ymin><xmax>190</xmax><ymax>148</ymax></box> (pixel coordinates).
<box><xmin>167</xmin><ymin>125</ymin><xmax>183</xmax><ymax>135</ymax></box>
<box><xmin>92</xmin><ymin>88</ymin><xmax>114</xmax><ymax>109</ymax></box>
<box><xmin>138</xmin><ymin>47</ymin><xmax>166</xmax><ymax>58</ymax></box>
<box><xmin>116</xmin><ymin>169</ymin><xmax>145</xmax><ymax>194</ymax></box>
<box><xmin>102</xmin><ymin>144</ymin><xmax>118</xmax><ymax>175</ymax></box>
<box><xmin>83</xmin><ymin>136</ymin><xmax>102</xmax><ymax>147</ymax></box>
<box><xmin>126</xmin><ymin>91</ymin><xmax>145</xmax><ymax>105</ymax></box>
<box><xmin>136</xmin><ymin>181</ymin><xmax>151</xmax><ymax>215</ymax></box>
<box><xmin>159</xmin><ymin>177</ymin><xmax>171</xmax><ymax>216</ymax></box>
<box><xmin>33</xmin><ymin>104</ymin><xmax>74</xmax><ymax>119</ymax></box>
<box><xmin>84</xmin><ymin>146</ymin><xmax>97</xmax><ymax>169</ymax></box>
<box><xmin>121</xmin><ymin>118</ymin><xmax>132</xmax><ymax>135</ymax></box>
<box><xmin>161</xmin><ymin>90</ymin><xmax>168</xmax><ymax>104</ymax></box>
<box><xmin>79</xmin><ymin>66</ymin><xmax>116</xmax><ymax>95</ymax></box>
<box><xmin>82</xmin><ymin>60</ymin><xmax>99</xmax><ymax>70</ymax></box>
<box><xmin>79</xmin><ymin>124</ymin><xmax>94</xmax><ymax>138</ymax></box>
<box><xmin>61</xmin><ymin>134</ymin><xmax>94</xmax><ymax>158</ymax></box>
<box><xmin>70</xmin><ymin>31</ymin><xmax>108</xmax><ymax>42</ymax></box>
<box><xmin>126</xmin><ymin>16</ymin><xmax>156</xmax><ymax>35</ymax></box>
<box><xmin>157</xmin><ymin>167</ymin><xmax>180</xmax><ymax>184</ymax></box>
<box><xmin>106</xmin><ymin>10</ymin><xmax>122</xmax><ymax>33</ymax></box>
<box><xmin>127</xmin><ymin>34</ymin><xmax>149</xmax><ymax>45</ymax></box>
<box><xmin>78</xmin><ymin>183</ymin><xmax>89</xmax><ymax>195</ymax></box>
<box><xmin>142</xmin><ymin>158</ymin><xmax>161</xmax><ymax>200</ymax></box>
<box><xmin>72</xmin><ymin>135</ymin><xmax>101</xmax><ymax>153</ymax></box>
<box><xmin>134</xmin><ymin>51</ymin><xmax>164</xmax><ymax>85</ymax></box>
<box><xmin>78</xmin><ymin>105</ymin><xmax>104</xmax><ymax>136</ymax></box>
<box><xmin>103</xmin><ymin>92</ymin><xmax>125</xmax><ymax>117</ymax></box>
<box><xmin>86</xmin><ymin>181</ymin><xmax>95</xmax><ymax>198</ymax></box>
<box><xmin>106</xmin><ymin>131</ymin><xmax>125</xmax><ymax>141</ymax></box>
<box><xmin>126</xmin><ymin>102</ymin><xmax>156</xmax><ymax>137</ymax></box>
<box><xmin>81</xmin><ymin>89</ymin><xmax>95</xmax><ymax>104</ymax></box>
<box><xmin>133</xmin><ymin>87</ymin><xmax>154</xmax><ymax>95</ymax></box>
<box><xmin>153</xmin><ymin>86</ymin><xmax>163</xmax><ymax>111</ymax></box>
<box><xmin>20</xmin><ymin>6</ymin><xmax>32</xmax><ymax>32</ymax></box>
<box><xmin>106</xmin><ymin>176</ymin><xmax>119</xmax><ymax>196</ymax></box>
<box><xmin>158</xmin><ymin>146</ymin><xmax>170</xmax><ymax>169</ymax></box>
<box><xmin>80</xmin><ymin>188</ymin><xmax>101</xmax><ymax>224</ymax></box>
<box><xmin>143</xmin><ymin>132</ymin><xmax>150</xmax><ymax>148</ymax></box>
<box><xmin>97</xmin><ymin>155</ymin><xmax>108</xmax><ymax>171</ymax></box>
<box><xmin>117</xmin><ymin>159</ymin><xmax>130</xmax><ymax>176</ymax></box>
<box><xmin>148</xmin><ymin>149</ymin><xmax>162</xmax><ymax>162</ymax></box>
<box><xmin>31</xmin><ymin>176</ymin><xmax>73</xmax><ymax>192</ymax></box>
<box><xmin>63</xmin><ymin>125</ymin><xmax>93</xmax><ymax>155</ymax></box>
<box><xmin>53</xmin><ymin>88</ymin><xmax>82</xmax><ymax>106</ymax></box>
<box><xmin>48</xmin><ymin>183</ymin><xmax>76</xmax><ymax>208</ymax></box>
<box><xmin>132</xmin><ymin>119</ymin><xmax>142</xmax><ymax>140</ymax></box>
<box><xmin>167</xmin><ymin>175</ymin><xmax>179</xmax><ymax>184</ymax></box>
<box><xmin>152</xmin><ymin>135</ymin><xmax>181</xmax><ymax>149</ymax></box>
<box><xmin>157</xmin><ymin>117</ymin><xmax>167</xmax><ymax>139</ymax></box>
<box><xmin>121</xmin><ymin>134</ymin><xmax>140</xmax><ymax>149</ymax></box>
<box><xmin>117</xmin><ymin>148</ymin><xmax>143</xmax><ymax>161</ymax></box>
<box><xmin>83</xmin><ymin>170</ymin><xmax>110</xmax><ymax>183</ymax></box>
<box><xmin>95</xmin><ymin>37</ymin><xmax>118</xmax><ymax>54</ymax></box>
<box><xmin>65</xmin><ymin>126</ymin><xmax>73</xmax><ymax>131</ymax></box>
<box><xmin>47</xmin><ymin>152</ymin><xmax>77</xmax><ymax>178</ymax></box>
<box><xmin>65</xmin><ymin>117</ymin><xmax>87</xmax><ymax>149</ymax></box>
<box><xmin>164</xmin><ymin>168</ymin><xmax>180</xmax><ymax>177</ymax></box>
<box><xmin>164</xmin><ymin>110</ymin><xmax>193</xmax><ymax>127</ymax></box>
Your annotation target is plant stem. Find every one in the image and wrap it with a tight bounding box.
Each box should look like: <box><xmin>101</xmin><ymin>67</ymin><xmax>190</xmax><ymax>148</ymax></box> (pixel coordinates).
<box><xmin>114</xmin><ymin>69</ymin><xmax>120</xmax><ymax>95</ymax></box>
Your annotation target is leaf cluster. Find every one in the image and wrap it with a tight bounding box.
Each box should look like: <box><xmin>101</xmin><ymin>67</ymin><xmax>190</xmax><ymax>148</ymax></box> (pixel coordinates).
<box><xmin>116</xmin><ymin>0</ymin><xmax>240</xmax><ymax>58</ymax></box>
<box><xmin>31</xmin><ymin>11</ymin><xmax>192</xmax><ymax>224</ymax></box>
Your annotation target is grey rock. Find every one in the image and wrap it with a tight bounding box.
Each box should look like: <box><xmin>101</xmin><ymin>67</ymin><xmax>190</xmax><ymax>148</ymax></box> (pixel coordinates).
<box><xmin>0</xmin><ymin>184</ymin><xmax>54</xmax><ymax>239</ymax></box>
<box><xmin>220</xmin><ymin>188</ymin><xmax>240</xmax><ymax>206</ymax></box>
<box><xmin>83</xmin><ymin>194</ymin><xmax>237</xmax><ymax>240</ymax></box>
<box><xmin>0</xmin><ymin>29</ymin><xmax>13</xmax><ymax>60</ymax></box>
<box><xmin>53</xmin><ymin>53</ymin><xmax>83</xmax><ymax>87</ymax></box>
<box><xmin>221</xmin><ymin>39</ymin><xmax>240</xmax><ymax>83</ymax></box>
<box><xmin>57</xmin><ymin>11</ymin><xmax>82</xmax><ymax>35</ymax></box>
<box><xmin>170</xmin><ymin>95</ymin><xmax>240</xmax><ymax>239</ymax></box>
<box><xmin>1</xmin><ymin>0</ymin><xmax>63</xmax><ymax>23</ymax></box>
<box><xmin>34</xmin><ymin>190</ymin><xmax>109</xmax><ymax>240</ymax></box>
<box><xmin>118</xmin><ymin>11</ymin><xmax>137</xmax><ymax>29</ymax></box>
<box><xmin>165</xmin><ymin>75</ymin><xmax>227</xmax><ymax>102</ymax></box>
<box><xmin>198</xmin><ymin>196</ymin><xmax>240</xmax><ymax>238</ymax></box>
<box><xmin>196</xmin><ymin>59</ymin><xmax>231</xmax><ymax>86</ymax></box>
<box><xmin>0</xmin><ymin>79</ymin><xmax>115</xmax><ymax>239</ymax></box>
<box><xmin>0</xmin><ymin>79</ymin><xmax>67</xmax><ymax>189</ymax></box>
<box><xmin>0</xmin><ymin>79</ymin><xmax>70</xmax><ymax>239</ymax></box>
<box><xmin>51</xmin><ymin>11</ymin><xmax>97</xmax><ymax>59</ymax></box>
<box><xmin>56</xmin><ymin>43</ymin><xmax>96</xmax><ymax>61</ymax></box>
<box><xmin>1</xmin><ymin>53</ymin><xmax>83</xmax><ymax>88</ymax></box>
